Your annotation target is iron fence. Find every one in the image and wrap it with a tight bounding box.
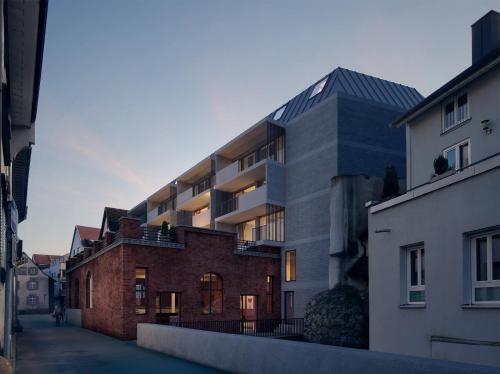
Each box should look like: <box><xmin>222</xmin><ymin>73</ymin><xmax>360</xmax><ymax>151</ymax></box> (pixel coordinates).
<box><xmin>170</xmin><ymin>318</ymin><xmax>304</xmax><ymax>338</ymax></box>
<box><xmin>236</xmin><ymin>239</ymin><xmax>256</xmax><ymax>251</ymax></box>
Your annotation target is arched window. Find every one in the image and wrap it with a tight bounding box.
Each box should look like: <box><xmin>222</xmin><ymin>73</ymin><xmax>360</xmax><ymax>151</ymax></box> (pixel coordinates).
<box><xmin>74</xmin><ymin>278</ymin><xmax>80</xmax><ymax>308</ymax></box>
<box><xmin>86</xmin><ymin>272</ymin><xmax>93</xmax><ymax>309</ymax></box>
<box><xmin>200</xmin><ymin>272</ymin><xmax>222</xmax><ymax>314</ymax></box>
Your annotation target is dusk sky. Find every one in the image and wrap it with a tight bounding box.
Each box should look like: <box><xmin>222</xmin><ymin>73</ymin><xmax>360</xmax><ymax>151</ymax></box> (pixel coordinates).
<box><xmin>22</xmin><ymin>0</ymin><xmax>498</xmax><ymax>256</ymax></box>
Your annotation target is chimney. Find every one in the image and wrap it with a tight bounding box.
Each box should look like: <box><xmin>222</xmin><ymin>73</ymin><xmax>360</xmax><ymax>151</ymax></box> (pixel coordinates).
<box><xmin>471</xmin><ymin>10</ymin><xmax>500</xmax><ymax>64</ymax></box>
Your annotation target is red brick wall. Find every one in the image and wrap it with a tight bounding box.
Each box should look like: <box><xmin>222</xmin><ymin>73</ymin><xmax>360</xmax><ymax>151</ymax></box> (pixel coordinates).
<box><xmin>68</xmin><ymin>227</ymin><xmax>281</xmax><ymax>340</ymax></box>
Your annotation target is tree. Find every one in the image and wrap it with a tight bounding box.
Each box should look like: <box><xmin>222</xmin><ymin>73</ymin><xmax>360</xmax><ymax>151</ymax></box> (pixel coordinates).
<box><xmin>382</xmin><ymin>166</ymin><xmax>399</xmax><ymax>199</ymax></box>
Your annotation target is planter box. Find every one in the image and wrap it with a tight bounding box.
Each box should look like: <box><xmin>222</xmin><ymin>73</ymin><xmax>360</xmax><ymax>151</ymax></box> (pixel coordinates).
<box><xmin>430</xmin><ymin>169</ymin><xmax>455</xmax><ymax>183</ymax></box>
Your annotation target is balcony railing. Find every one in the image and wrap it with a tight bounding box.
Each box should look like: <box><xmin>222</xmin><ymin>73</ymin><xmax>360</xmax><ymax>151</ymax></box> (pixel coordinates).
<box><xmin>236</xmin><ymin>239</ymin><xmax>256</xmax><ymax>251</ymax></box>
<box><xmin>217</xmin><ymin>197</ymin><xmax>238</xmax><ymax>217</ymax></box>
<box><xmin>139</xmin><ymin>226</ymin><xmax>176</xmax><ymax>243</ymax></box>
<box><xmin>252</xmin><ymin>224</ymin><xmax>284</xmax><ymax>242</ymax></box>
<box><xmin>169</xmin><ymin>318</ymin><xmax>304</xmax><ymax>338</ymax></box>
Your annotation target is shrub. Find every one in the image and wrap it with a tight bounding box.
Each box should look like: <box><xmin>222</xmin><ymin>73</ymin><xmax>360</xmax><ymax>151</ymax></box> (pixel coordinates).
<box><xmin>382</xmin><ymin>166</ymin><xmax>399</xmax><ymax>199</ymax></box>
<box><xmin>433</xmin><ymin>155</ymin><xmax>449</xmax><ymax>175</ymax></box>
<box><xmin>161</xmin><ymin>221</ymin><xmax>170</xmax><ymax>236</ymax></box>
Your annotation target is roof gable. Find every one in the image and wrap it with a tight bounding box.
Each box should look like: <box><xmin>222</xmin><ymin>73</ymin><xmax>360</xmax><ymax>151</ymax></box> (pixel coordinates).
<box><xmin>99</xmin><ymin>207</ymin><xmax>128</xmax><ymax>238</ymax></box>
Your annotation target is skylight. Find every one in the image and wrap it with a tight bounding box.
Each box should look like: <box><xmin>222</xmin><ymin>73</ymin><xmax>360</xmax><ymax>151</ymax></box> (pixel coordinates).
<box><xmin>273</xmin><ymin>105</ymin><xmax>286</xmax><ymax>120</ymax></box>
<box><xmin>309</xmin><ymin>77</ymin><xmax>328</xmax><ymax>98</ymax></box>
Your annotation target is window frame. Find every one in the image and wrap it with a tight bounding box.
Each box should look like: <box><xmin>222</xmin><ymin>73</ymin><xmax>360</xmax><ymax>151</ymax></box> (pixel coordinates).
<box><xmin>27</xmin><ymin>294</ymin><xmax>39</xmax><ymax>306</ymax></box>
<box><xmin>470</xmin><ymin>230</ymin><xmax>500</xmax><ymax>305</ymax></box>
<box><xmin>135</xmin><ymin>267</ymin><xmax>148</xmax><ymax>315</ymax></box>
<box><xmin>406</xmin><ymin>246</ymin><xmax>425</xmax><ymax>305</ymax></box>
<box><xmin>200</xmin><ymin>272</ymin><xmax>223</xmax><ymax>315</ymax></box>
<box><xmin>266</xmin><ymin>275</ymin><xmax>274</xmax><ymax>314</ymax></box>
<box><xmin>86</xmin><ymin>272</ymin><xmax>93</xmax><ymax>309</ymax></box>
<box><xmin>441</xmin><ymin>91</ymin><xmax>470</xmax><ymax>132</ymax></box>
<box><xmin>28</xmin><ymin>267</ymin><xmax>38</xmax><ymax>276</ymax></box>
<box><xmin>27</xmin><ymin>278</ymin><xmax>38</xmax><ymax>291</ymax></box>
<box><xmin>443</xmin><ymin>138</ymin><xmax>471</xmax><ymax>171</ymax></box>
<box><xmin>155</xmin><ymin>292</ymin><xmax>181</xmax><ymax>316</ymax></box>
<box><xmin>285</xmin><ymin>250</ymin><xmax>296</xmax><ymax>282</ymax></box>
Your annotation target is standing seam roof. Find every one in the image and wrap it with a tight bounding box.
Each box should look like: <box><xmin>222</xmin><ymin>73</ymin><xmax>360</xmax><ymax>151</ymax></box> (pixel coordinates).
<box><xmin>268</xmin><ymin>67</ymin><xmax>423</xmax><ymax>124</ymax></box>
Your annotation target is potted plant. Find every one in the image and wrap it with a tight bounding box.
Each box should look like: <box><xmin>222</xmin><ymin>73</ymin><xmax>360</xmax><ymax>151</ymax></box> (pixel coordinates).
<box><xmin>431</xmin><ymin>155</ymin><xmax>454</xmax><ymax>182</ymax></box>
<box><xmin>160</xmin><ymin>221</ymin><xmax>170</xmax><ymax>240</ymax></box>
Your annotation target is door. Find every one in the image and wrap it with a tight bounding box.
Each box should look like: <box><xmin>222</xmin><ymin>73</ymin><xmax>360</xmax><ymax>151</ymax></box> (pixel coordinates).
<box><xmin>240</xmin><ymin>295</ymin><xmax>257</xmax><ymax>320</ymax></box>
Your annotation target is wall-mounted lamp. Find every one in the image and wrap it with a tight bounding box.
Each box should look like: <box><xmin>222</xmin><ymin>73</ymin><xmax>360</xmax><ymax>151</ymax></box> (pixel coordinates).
<box><xmin>481</xmin><ymin>119</ymin><xmax>493</xmax><ymax>135</ymax></box>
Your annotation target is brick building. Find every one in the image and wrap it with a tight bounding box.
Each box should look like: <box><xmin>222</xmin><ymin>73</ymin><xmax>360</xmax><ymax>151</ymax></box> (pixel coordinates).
<box><xmin>66</xmin><ymin>214</ymin><xmax>280</xmax><ymax>340</ymax></box>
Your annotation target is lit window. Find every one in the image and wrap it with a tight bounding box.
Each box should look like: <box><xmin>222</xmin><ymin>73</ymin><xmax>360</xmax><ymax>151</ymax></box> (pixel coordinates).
<box><xmin>285</xmin><ymin>250</ymin><xmax>296</xmax><ymax>282</ymax></box>
<box><xmin>136</xmin><ymin>268</ymin><xmax>147</xmax><ymax>314</ymax></box>
<box><xmin>156</xmin><ymin>292</ymin><xmax>181</xmax><ymax>315</ymax></box>
<box><xmin>443</xmin><ymin>139</ymin><xmax>470</xmax><ymax>170</ymax></box>
<box><xmin>273</xmin><ymin>105</ymin><xmax>286</xmax><ymax>120</ymax></box>
<box><xmin>200</xmin><ymin>272</ymin><xmax>222</xmax><ymax>314</ymax></box>
<box><xmin>193</xmin><ymin>205</ymin><xmax>209</xmax><ymax>216</ymax></box>
<box><xmin>234</xmin><ymin>185</ymin><xmax>256</xmax><ymax>198</ymax></box>
<box><xmin>471</xmin><ymin>231</ymin><xmax>500</xmax><ymax>303</ymax></box>
<box><xmin>406</xmin><ymin>246</ymin><xmax>425</xmax><ymax>304</ymax></box>
<box><xmin>310</xmin><ymin>77</ymin><xmax>328</xmax><ymax>98</ymax></box>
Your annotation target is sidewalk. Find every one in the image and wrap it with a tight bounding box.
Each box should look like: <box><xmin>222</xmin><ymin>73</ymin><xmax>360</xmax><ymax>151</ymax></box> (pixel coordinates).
<box><xmin>16</xmin><ymin>314</ymin><xmax>224</xmax><ymax>373</ymax></box>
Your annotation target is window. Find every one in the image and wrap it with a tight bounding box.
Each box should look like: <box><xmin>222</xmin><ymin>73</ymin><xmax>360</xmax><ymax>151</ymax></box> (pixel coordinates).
<box><xmin>27</xmin><ymin>279</ymin><xmax>38</xmax><ymax>290</ymax></box>
<box><xmin>442</xmin><ymin>93</ymin><xmax>469</xmax><ymax>131</ymax></box>
<box><xmin>136</xmin><ymin>268</ymin><xmax>147</xmax><ymax>314</ymax></box>
<box><xmin>200</xmin><ymin>272</ymin><xmax>223</xmax><ymax>314</ymax></box>
<box><xmin>310</xmin><ymin>77</ymin><xmax>328</xmax><ymax>98</ymax></box>
<box><xmin>285</xmin><ymin>250</ymin><xmax>296</xmax><ymax>282</ymax></box>
<box><xmin>236</xmin><ymin>219</ymin><xmax>256</xmax><ymax>241</ymax></box>
<box><xmin>28</xmin><ymin>267</ymin><xmax>38</xmax><ymax>275</ymax></box>
<box><xmin>74</xmin><ymin>278</ymin><xmax>80</xmax><ymax>308</ymax></box>
<box><xmin>27</xmin><ymin>294</ymin><xmax>38</xmax><ymax>306</ymax></box>
<box><xmin>443</xmin><ymin>139</ymin><xmax>470</xmax><ymax>170</ymax></box>
<box><xmin>471</xmin><ymin>231</ymin><xmax>500</xmax><ymax>303</ymax></box>
<box><xmin>193</xmin><ymin>205</ymin><xmax>209</xmax><ymax>216</ymax></box>
<box><xmin>86</xmin><ymin>272</ymin><xmax>93</xmax><ymax>309</ymax></box>
<box><xmin>156</xmin><ymin>292</ymin><xmax>181</xmax><ymax>315</ymax></box>
<box><xmin>406</xmin><ymin>246</ymin><xmax>425</xmax><ymax>304</ymax></box>
<box><xmin>284</xmin><ymin>291</ymin><xmax>294</xmax><ymax>319</ymax></box>
<box><xmin>239</xmin><ymin>153</ymin><xmax>256</xmax><ymax>171</ymax></box>
<box><xmin>266</xmin><ymin>276</ymin><xmax>274</xmax><ymax>314</ymax></box>
<box><xmin>18</xmin><ymin>267</ymin><xmax>27</xmax><ymax>275</ymax></box>
<box><xmin>273</xmin><ymin>105</ymin><xmax>286</xmax><ymax>121</ymax></box>
<box><xmin>234</xmin><ymin>184</ymin><xmax>257</xmax><ymax>199</ymax></box>
<box><xmin>193</xmin><ymin>177</ymin><xmax>211</xmax><ymax>196</ymax></box>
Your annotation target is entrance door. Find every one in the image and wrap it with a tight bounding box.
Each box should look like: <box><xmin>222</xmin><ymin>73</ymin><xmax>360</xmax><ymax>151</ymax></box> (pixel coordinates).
<box><xmin>240</xmin><ymin>295</ymin><xmax>257</xmax><ymax>320</ymax></box>
<box><xmin>284</xmin><ymin>291</ymin><xmax>294</xmax><ymax>319</ymax></box>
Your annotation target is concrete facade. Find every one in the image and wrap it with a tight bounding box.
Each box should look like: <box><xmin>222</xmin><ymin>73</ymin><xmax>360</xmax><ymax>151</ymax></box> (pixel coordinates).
<box><xmin>137</xmin><ymin>323</ymin><xmax>499</xmax><ymax>374</ymax></box>
<box><xmin>66</xmin><ymin>218</ymin><xmax>281</xmax><ymax>340</ymax></box>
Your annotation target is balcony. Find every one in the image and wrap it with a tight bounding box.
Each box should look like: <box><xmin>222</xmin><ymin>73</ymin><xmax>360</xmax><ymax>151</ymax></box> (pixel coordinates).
<box><xmin>252</xmin><ymin>224</ymin><xmax>283</xmax><ymax>247</ymax></box>
<box><xmin>177</xmin><ymin>187</ymin><xmax>211</xmax><ymax>212</ymax></box>
<box><xmin>215</xmin><ymin>159</ymin><xmax>265</xmax><ymax>192</ymax></box>
<box><xmin>215</xmin><ymin>185</ymin><xmax>284</xmax><ymax>224</ymax></box>
<box><xmin>192</xmin><ymin>208</ymin><xmax>211</xmax><ymax>228</ymax></box>
<box><xmin>147</xmin><ymin>208</ymin><xmax>177</xmax><ymax>226</ymax></box>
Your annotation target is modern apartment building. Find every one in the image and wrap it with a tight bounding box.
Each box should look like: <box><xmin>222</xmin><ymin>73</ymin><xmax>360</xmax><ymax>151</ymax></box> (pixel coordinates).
<box><xmin>0</xmin><ymin>0</ymin><xmax>47</xmax><ymax>360</ymax></box>
<box><xmin>369</xmin><ymin>11</ymin><xmax>500</xmax><ymax>368</ymax></box>
<box><xmin>145</xmin><ymin>67</ymin><xmax>422</xmax><ymax>317</ymax></box>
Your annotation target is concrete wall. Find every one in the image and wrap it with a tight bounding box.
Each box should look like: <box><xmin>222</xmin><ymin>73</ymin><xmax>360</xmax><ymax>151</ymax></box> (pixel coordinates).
<box><xmin>407</xmin><ymin>66</ymin><xmax>500</xmax><ymax>189</ymax></box>
<box><xmin>284</xmin><ymin>93</ymin><xmax>406</xmax><ymax>317</ymax></box>
<box><xmin>369</xmin><ymin>165</ymin><xmax>500</xmax><ymax>367</ymax></box>
<box><xmin>137</xmin><ymin>324</ymin><xmax>499</xmax><ymax>374</ymax></box>
<box><xmin>66</xmin><ymin>308</ymin><xmax>82</xmax><ymax>327</ymax></box>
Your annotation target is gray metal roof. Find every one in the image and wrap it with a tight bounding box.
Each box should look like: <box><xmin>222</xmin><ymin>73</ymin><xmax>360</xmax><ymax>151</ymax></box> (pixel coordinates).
<box><xmin>268</xmin><ymin>67</ymin><xmax>423</xmax><ymax>124</ymax></box>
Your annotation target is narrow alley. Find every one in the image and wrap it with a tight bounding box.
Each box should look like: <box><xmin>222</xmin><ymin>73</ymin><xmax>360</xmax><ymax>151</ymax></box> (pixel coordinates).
<box><xmin>16</xmin><ymin>315</ymin><xmax>223</xmax><ymax>373</ymax></box>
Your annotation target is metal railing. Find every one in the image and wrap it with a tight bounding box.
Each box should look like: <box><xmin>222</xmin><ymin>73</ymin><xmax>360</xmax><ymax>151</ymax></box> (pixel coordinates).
<box><xmin>140</xmin><ymin>226</ymin><xmax>176</xmax><ymax>243</ymax></box>
<box><xmin>217</xmin><ymin>197</ymin><xmax>238</xmax><ymax>217</ymax></box>
<box><xmin>170</xmin><ymin>318</ymin><xmax>304</xmax><ymax>338</ymax></box>
<box><xmin>252</xmin><ymin>225</ymin><xmax>267</xmax><ymax>241</ymax></box>
<box><xmin>236</xmin><ymin>239</ymin><xmax>256</xmax><ymax>251</ymax></box>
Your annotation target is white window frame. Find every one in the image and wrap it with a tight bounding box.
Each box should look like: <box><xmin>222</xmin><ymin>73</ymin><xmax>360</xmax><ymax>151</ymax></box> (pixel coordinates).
<box><xmin>442</xmin><ymin>91</ymin><xmax>471</xmax><ymax>132</ymax></box>
<box><xmin>470</xmin><ymin>230</ymin><xmax>500</xmax><ymax>304</ymax></box>
<box><xmin>443</xmin><ymin>138</ymin><xmax>471</xmax><ymax>171</ymax></box>
<box><xmin>309</xmin><ymin>77</ymin><xmax>328</xmax><ymax>99</ymax></box>
<box><xmin>406</xmin><ymin>246</ymin><xmax>425</xmax><ymax>305</ymax></box>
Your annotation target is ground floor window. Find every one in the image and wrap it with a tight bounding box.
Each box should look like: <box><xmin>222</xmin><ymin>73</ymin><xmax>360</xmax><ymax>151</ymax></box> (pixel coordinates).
<box><xmin>471</xmin><ymin>231</ymin><xmax>500</xmax><ymax>303</ymax></box>
<box><xmin>200</xmin><ymin>272</ymin><xmax>223</xmax><ymax>314</ymax></box>
<box><xmin>406</xmin><ymin>246</ymin><xmax>425</xmax><ymax>304</ymax></box>
<box><xmin>27</xmin><ymin>294</ymin><xmax>39</xmax><ymax>306</ymax></box>
<box><xmin>284</xmin><ymin>291</ymin><xmax>294</xmax><ymax>319</ymax></box>
<box><xmin>240</xmin><ymin>295</ymin><xmax>257</xmax><ymax>321</ymax></box>
<box><xmin>86</xmin><ymin>272</ymin><xmax>93</xmax><ymax>309</ymax></box>
<box><xmin>136</xmin><ymin>268</ymin><xmax>147</xmax><ymax>314</ymax></box>
<box><xmin>266</xmin><ymin>275</ymin><xmax>274</xmax><ymax>314</ymax></box>
<box><xmin>156</xmin><ymin>292</ymin><xmax>181</xmax><ymax>315</ymax></box>
<box><xmin>285</xmin><ymin>250</ymin><xmax>296</xmax><ymax>282</ymax></box>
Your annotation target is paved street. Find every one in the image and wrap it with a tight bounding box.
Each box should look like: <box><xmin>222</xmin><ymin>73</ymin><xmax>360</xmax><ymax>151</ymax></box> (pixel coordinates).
<box><xmin>16</xmin><ymin>314</ymin><xmax>224</xmax><ymax>374</ymax></box>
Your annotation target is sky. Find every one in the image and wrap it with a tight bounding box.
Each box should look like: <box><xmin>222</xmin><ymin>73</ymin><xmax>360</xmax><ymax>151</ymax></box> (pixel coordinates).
<box><xmin>21</xmin><ymin>0</ymin><xmax>499</xmax><ymax>256</ymax></box>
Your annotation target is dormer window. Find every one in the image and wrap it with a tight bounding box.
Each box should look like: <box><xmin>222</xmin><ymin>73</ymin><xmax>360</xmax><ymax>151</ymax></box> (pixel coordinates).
<box><xmin>273</xmin><ymin>105</ymin><xmax>286</xmax><ymax>121</ymax></box>
<box><xmin>442</xmin><ymin>92</ymin><xmax>470</xmax><ymax>132</ymax></box>
<box><xmin>310</xmin><ymin>77</ymin><xmax>328</xmax><ymax>99</ymax></box>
